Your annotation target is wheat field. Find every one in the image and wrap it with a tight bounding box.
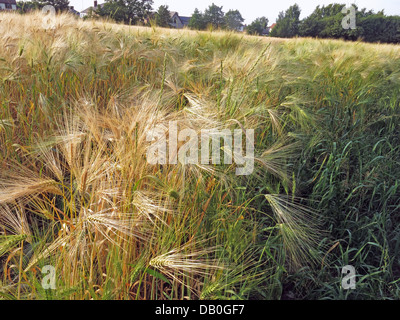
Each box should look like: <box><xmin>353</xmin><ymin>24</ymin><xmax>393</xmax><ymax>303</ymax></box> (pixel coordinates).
<box><xmin>0</xmin><ymin>11</ymin><xmax>399</xmax><ymax>300</ymax></box>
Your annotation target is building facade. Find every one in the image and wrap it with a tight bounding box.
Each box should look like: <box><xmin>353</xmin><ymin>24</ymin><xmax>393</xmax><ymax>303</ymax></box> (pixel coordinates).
<box><xmin>0</xmin><ymin>0</ymin><xmax>17</xmax><ymax>10</ymax></box>
<box><xmin>169</xmin><ymin>12</ymin><xmax>191</xmax><ymax>29</ymax></box>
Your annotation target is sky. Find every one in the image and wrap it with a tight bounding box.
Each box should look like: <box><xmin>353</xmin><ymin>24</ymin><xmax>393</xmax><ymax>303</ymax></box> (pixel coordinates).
<box><xmin>70</xmin><ymin>0</ymin><xmax>400</xmax><ymax>24</ymax></box>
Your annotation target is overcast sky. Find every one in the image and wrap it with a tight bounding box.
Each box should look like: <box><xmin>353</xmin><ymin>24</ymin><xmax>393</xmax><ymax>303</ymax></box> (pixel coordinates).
<box><xmin>70</xmin><ymin>0</ymin><xmax>400</xmax><ymax>24</ymax></box>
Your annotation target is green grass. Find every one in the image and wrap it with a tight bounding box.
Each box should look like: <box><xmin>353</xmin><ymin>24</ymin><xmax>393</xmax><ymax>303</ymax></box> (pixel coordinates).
<box><xmin>0</xmin><ymin>11</ymin><xmax>399</xmax><ymax>300</ymax></box>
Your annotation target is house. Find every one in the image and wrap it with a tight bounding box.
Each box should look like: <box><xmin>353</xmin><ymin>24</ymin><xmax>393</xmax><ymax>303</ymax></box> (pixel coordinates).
<box><xmin>267</xmin><ymin>23</ymin><xmax>277</xmax><ymax>34</ymax></box>
<box><xmin>143</xmin><ymin>10</ymin><xmax>191</xmax><ymax>28</ymax></box>
<box><xmin>169</xmin><ymin>11</ymin><xmax>191</xmax><ymax>29</ymax></box>
<box><xmin>80</xmin><ymin>0</ymin><xmax>104</xmax><ymax>18</ymax></box>
<box><xmin>257</xmin><ymin>23</ymin><xmax>276</xmax><ymax>36</ymax></box>
<box><xmin>68</xmin><ymin>6</ymin><xmax>80</xmax><ymax>16</ymax></box>
<box><xmin>0</xmin><ymin>0</ymin><xmax>17</xmax><ymax>11</ymax></box>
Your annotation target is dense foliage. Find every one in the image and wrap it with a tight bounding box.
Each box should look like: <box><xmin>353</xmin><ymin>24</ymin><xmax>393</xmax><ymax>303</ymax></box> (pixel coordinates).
<box><xmin>96</xmin><ymin>0</ymin><xmax>153</xmax><ymax>24</ymax></box>
<box><xmin>17</xmin><ymin>0</ymin><xmax>69</xmax><ymax>12</ymax></box>
<box><xmin>224</xmin><ymin>10</ymin><xmax>245</xmax><ymax>31</ymax></box>
<box><xmin>188</xmin><ymin>8</ymin><xmax>206</xmax><ymax>30</ymax></box>
<box><xmin>272</xmin><ymin>3</ymin><xmax>400</xmax><ymax>43</ymax></box>
<box><xmin>246</xmin><ymin>17</ymin><xmax>269</xmax><ymax>36</ymax></box>
<box><xmin>187</xmin><ymin>5</ymin><xmax>245</xmax><ymax>31</ymax></box>
<box><xmin>155</xmin><ymin>5</ymin><xmax>171</xmax><ymax>27</ymax></box>
<box><xmin>270</xmin><ymin>4</ymin><xmax>301</xmax><ymax>38</ymax></box>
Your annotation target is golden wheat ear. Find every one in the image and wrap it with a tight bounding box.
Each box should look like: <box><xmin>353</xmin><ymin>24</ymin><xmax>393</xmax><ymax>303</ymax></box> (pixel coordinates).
<box><xmin>257</xmin><ymin>139</ymin><xmax>301</xmax><ymax>186</ymax></box>
<box><xmin>0</xmin><ymin>204</ymin><xmax>31</xmax><ymax>237</ymax></box>
<box><xmin>149</xmin><ymin>242</ymin><xmax>224</xmax><ymax>291</ymax></box>
<box><xmin>264</xmin><ymin>194</ymin><xmax>325</xmax><ymax>270</ymax></box>
<box><xmin>0</xmin><ymin>234</ymin><xmax>28</xmax><ymax>258</ymax></box>
<box><xmin>0</xmin><ymin>168</ymin><xmax>61</xmax><ymax>205</ymax></box>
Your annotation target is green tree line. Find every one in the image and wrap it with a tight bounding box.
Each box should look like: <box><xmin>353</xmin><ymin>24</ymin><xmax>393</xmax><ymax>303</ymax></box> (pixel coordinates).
<box><xmin>15</xmin><ymin>1</ymin><xmax>400</xmax><ymax>43</ymax></box>
<box><xmin>270</xmin><ymin>3</ymin><xmax>400</xmax><ymax>43</ymax></box>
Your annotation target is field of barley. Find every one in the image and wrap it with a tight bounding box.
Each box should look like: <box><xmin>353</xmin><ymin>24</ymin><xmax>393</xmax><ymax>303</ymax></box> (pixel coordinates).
<box><xmin>0</xmin><ymin>12</ymin><xmax>400</xmax><ymax>300</ymax></box>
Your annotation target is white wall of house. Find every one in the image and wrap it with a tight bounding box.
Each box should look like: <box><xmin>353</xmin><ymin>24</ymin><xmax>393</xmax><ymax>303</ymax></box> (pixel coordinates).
<box><xmin>0</xmin><ymin>3</ymin><xmax>17</xmax><ymax>10</ymax></box>
<box><xmin>170</xmin><ymin>13</ymin><xmax>184</xmax><ymax>29</ymax></box>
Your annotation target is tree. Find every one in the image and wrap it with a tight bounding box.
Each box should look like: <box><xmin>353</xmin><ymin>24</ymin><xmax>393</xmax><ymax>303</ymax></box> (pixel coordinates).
<box><xmin>360</xmin><ymin>14</ymin><xmax>400</xmax><ymax>43</ymax></box>
<box><xmin>299</xmin><ymin>4</ymin><xmax>363</xmax><ymax>41</ymax></box>
<box><xmin>155</xmin><ymin>5</ymin><xmax>171</xmax><ymax>27</ymax></box>
<box><xmin>97</xmin><ymin>0</ymin><xmax>127</xmax><ymax>22</ymax></box>
<box><xmin>298</xmin><ymin>6</ymin><xmax>324</xmax><ymax>37</ymax></box>
<box><xmin>97</xmin><ymin>0</ymin><xmax>153</xmax><ymax>25</ymax></box>
<box><xmin>224</xmin><ymin>9</ymin><xmax>244</xmax><ymax>31</ymax></box>
<box><xmin>17</xmin><ymin>0</ymin><xmax>40</xmax><ymax>13</ymax></box>
<box><xmin>125</xmin><ymin>0</ymin><xmax>153</xmax><ymax>23</ymax></box>
<box><xmin>34</xmin><ymin>0</ymin><xmax>70</xmax><ymax>12</ymax></box>
<box><xmin>246</xmin><ymin>17</ymin><xmax>268</xmax><ymax>35</ymax></box>
<box><xmin>188</xmin><ymin>8</ymin><xmax>206</xmax><ymax>30</ymax></box>
<box><xmin>203</xmin><ymin>3</ymin><xmax>225</xmax><ymax>28</ymax></box>
<box><xmin>270</xmin><ymin>4</ymin><xmax>301</xmax><ymax>38</ymax></box>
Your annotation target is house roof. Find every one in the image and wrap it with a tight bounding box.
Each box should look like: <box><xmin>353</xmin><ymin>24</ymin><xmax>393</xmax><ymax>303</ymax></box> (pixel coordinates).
<box><xmin>81</xmin><ymin>3</ymin><xmax>104</xmax><ymax>14</ymax></box>
<box><xmin>69</xmin><ymin>7</ymin><xmax>80</xmax><ymax>15</ymax></box>
<box><xmin>0</xmin><ymin>0</ymin><xmax>17</xmax><ymax>4</ymax></box>
<box><xmin>169</xmin><ymin>12</ymin><xmax>191</xmax><ymax>25</ymax></box>
<box><xmin>179</xmin><ymin>16</ymin><xmax>191</xmax><ymax>25</ymax></box>
<box><xmin>268</xmin><ymin>23</ymin><xmax>277</xmax><ymax>29</ymax></box>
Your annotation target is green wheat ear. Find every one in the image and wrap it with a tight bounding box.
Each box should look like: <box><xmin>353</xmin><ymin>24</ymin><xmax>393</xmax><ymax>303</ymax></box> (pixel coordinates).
<box><xmin>168</xmin><ymin>190</ymin><xmax>180</xmax><ymax>200</ymax></box>
<box><xmin>200</xmin><ymin>282</ymin><xmax>220</xmax><ymax>300</ymax></box>
<box><xmin>0</xmin><ymin>234</ymin><xmax>27</xmax><ymax>257</ymax></box>
<box><xmin>130</xmin><ymin>256</ymin><xmax>147</xmax><ymax>283</ymax></box>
